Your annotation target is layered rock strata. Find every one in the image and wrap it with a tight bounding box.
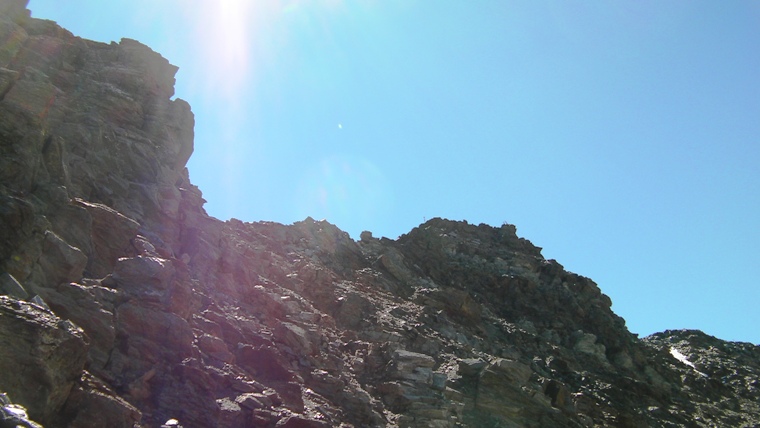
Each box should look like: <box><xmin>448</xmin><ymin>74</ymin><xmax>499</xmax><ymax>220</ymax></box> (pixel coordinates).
<box><xmin>1</xmin><ymin>1</ymin><xmax>759</xmax><ymax>427</ymax></box>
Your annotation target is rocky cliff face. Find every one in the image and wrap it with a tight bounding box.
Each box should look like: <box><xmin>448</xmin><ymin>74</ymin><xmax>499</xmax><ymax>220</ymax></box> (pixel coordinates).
<box><xmin>1</xmin><ymin>2</ymin><xmax>759</xmax><ymax>427</ymax></box>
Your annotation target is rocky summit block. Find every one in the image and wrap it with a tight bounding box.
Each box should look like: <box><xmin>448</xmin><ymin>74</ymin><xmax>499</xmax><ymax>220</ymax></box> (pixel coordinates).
<box><xmin>1</xmin><ymin>2</ymin><xmax>759</xmax><ymax>427</ymax></box>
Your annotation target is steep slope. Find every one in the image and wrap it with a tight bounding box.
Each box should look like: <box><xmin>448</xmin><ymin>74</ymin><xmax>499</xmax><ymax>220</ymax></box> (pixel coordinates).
<box><xmin>1</xmin><ymin>2</ymin><xmax>758</xmax><ymax>427</ymax></box>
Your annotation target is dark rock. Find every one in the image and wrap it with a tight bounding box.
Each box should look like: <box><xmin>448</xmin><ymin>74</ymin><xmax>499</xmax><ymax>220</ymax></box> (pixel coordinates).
<box><xmin>458</xmin><ymin>358</ymin><xmax>487</xmax><ymax>376</ymax></box>
<box><xmin>0</xmin><ymin>272</ymin><xmax>27</xmax><ymax>299</ymax></box>
<box><xmin>59</xmin><ymin>371</ymin><xmax>141</xmax><ymax>428</ymax></box>
<box><xmin>276</xmin><ymin>414</ymin><xmax>331</xmax><ymax>428</ymax></box>
<box><xmin>236</xmin><ymin>345</ymin><xmax>293</xmax><ymax>382</ymax></box>
<box><xmin>335</xmin><ymin>291</ymin><xmax>373</xmax><ymax>329</ymax></box>
<box><xmin>0</xmin><ymin>296</ymin><xmax>88</xmax><ymax>425</ymax></box>
<box><xmin>37</xmin><ymin>230</ymin><xmax>87</xmax><ymax>287</ymax></box>
<box><xmin>33</xmin><ymin>281</ymin><xmax>115</xmax><ymax>371</ymax></box>
<box><xmin>74</xmin><ymin>199</ymin><xmax>139</xmax><ymax>278</ymax></box>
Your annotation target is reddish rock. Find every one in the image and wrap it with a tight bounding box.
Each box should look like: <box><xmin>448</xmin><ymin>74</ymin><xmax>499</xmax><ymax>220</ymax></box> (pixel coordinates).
<box><xmin>60</xmin><ymin>371</ymin><xmax>142</xmax><ymax>428</ymax></box>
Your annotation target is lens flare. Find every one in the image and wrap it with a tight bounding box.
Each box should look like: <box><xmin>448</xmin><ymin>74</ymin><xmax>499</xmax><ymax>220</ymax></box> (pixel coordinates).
<box><xmin>186</xmin><ymin>0</ymin><xmax>267</xmax><ymax>104</ymax></box>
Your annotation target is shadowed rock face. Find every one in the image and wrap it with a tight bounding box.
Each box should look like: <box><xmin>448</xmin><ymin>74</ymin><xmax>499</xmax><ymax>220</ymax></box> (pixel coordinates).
<box><xmin>1</xmin><ymin>1</ymin><xmax>759</xmax><ymax>427</ymax></box>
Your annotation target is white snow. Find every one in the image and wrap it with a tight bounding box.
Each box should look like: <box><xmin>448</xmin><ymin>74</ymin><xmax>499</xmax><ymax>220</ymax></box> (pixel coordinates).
<box><xmin>670</xmin><ymin>348</ymin><xmax>695</xmax><ymax>368</ymax></box>
<box><xmin>670</xmin><ymin>347</ymin><xmax>707</xmax><ymax>377</ymax></box>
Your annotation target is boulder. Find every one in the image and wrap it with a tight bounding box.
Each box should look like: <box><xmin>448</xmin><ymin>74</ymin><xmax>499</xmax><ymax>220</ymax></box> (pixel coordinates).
<box><xmin>60</xmin><ymin>371</ymin><xmax>142</xmax><ymax>428</ymax></box>
<box><xmin>0</xmin><ymin>296</ymin><xmax>88</xmax><ymax>424</ymax></box>
<box><xmin>390</xmin><ymin>349</ymin><xmax>436</xmax><ymax>383</ymax></box>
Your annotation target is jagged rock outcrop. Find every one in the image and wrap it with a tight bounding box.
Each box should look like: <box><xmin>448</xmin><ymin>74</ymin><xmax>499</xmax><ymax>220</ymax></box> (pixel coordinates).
<box><xmin>1</xmin><ymin>1</ymin><xmax>759</xmax><ymax>427</ymax></box>
<box><xmin>0</xmin><ymin>391</ymin><xmax>43</xmax><ymax>428</ymax></box>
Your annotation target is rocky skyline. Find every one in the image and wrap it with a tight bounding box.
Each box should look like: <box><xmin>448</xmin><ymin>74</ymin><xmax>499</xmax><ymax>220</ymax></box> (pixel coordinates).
<box><xmin>26</xmin><ymin>0</ymin><xmax>760</xmax><ymax>346</ymax></box>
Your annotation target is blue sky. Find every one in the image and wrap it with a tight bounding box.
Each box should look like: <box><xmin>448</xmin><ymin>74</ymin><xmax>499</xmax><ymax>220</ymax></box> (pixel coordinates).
<box><xmin>29</xmin><ymin>1</ymin><xmax>760</xmax><ymax>345</ymax></box>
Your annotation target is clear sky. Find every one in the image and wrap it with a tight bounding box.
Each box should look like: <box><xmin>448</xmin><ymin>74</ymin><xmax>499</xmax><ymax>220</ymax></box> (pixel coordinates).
<box><xmin>28</xmin><ymin>1</ymin><xmax>760</xmax><ymax>345</ymax></box>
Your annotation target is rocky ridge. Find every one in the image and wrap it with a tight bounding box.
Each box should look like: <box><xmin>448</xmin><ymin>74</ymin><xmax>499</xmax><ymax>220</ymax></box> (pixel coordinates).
<box><xmin>1</xmin><ymin>1</ymin><xmax>759</xmax><ymax>427</ymax></box>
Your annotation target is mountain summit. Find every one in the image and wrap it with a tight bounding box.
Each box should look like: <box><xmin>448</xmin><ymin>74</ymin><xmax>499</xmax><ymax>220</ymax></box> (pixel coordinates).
<box><xmin>1</xmin><ymin>1</ymin><xmax>758</xmax><ymax>427</ymax></box>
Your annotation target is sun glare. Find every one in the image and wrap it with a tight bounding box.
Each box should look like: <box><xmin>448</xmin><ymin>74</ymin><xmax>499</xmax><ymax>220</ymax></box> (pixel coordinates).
<box><xmin>188</xmin><ymin>0</ymin><xmax>264</xmax><ymax>103</ymax></box>
<box><xmin>186</xmin><ymin>0</ymin><xmax>353</xmax><ymax>104</ymax></box>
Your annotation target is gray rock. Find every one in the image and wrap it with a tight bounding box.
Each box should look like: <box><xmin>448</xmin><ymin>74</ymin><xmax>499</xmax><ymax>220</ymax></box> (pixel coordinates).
<box><xmin>38</xmin><ymin>230</ymin><xmax>87</xmax><ymax>286</ymax></box>
<box><xmin>0</xmin><ymin>296</ymin><xmax>88</xmax><ymax>425</ymax></box>
<box><xmin>0</xmin><ymin>272</ymin><xmax>27</xmax><ymax>299</ymax></box>
<box><xmin>390</xmin><ymin>350</ymin><xmax>436</xmax><ymax>384</ymax></box>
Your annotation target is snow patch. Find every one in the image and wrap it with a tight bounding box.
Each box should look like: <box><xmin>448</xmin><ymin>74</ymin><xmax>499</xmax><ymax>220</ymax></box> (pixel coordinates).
<box><xmin>670</xmin><ymin>348</ymin><xmax>695</xmax><ymax>368</ymax></box>
<box><xmin>670</xmin><ymin>347</ymin><xmax>707</xmax><ymax>377</ymax></box>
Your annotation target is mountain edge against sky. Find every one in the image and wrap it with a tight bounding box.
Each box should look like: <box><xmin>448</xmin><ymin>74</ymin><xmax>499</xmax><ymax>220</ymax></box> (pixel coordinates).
<box><xmin>1</xmin><ymin>1</ymin><xmax>759</xmax><ymax>427</ymax></box>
